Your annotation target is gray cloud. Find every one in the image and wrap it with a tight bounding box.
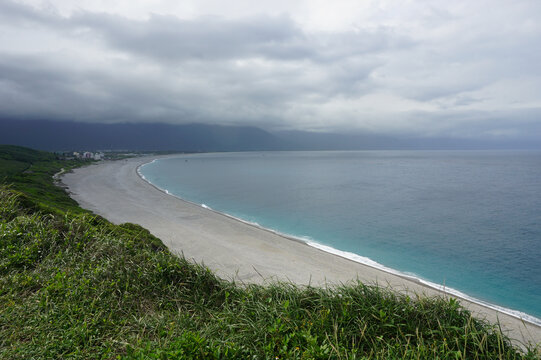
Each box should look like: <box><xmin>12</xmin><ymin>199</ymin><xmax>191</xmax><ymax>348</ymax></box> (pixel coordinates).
<box><xmin>0</xmin><ymin>0</ymin><xmax>59</xmax><ymax>25</ymax></box>
<box><xmin>74</xmin><ymin>13</ymin><xmax>413</xmax><ymax>66</ymax></box>
<box><xmin>74</xmin><ymin>13</ymin><xmax>308</xmax><ymax>62</ymax></box>
<box><xmin>0</xmin><ymin>0</ymin><xmax>540</xmax><ymax>142</ymax></box>
<box><xmin>0</xmin><ymin>1</ymin><xmax>407</xmax><ymax>63</ymax></box>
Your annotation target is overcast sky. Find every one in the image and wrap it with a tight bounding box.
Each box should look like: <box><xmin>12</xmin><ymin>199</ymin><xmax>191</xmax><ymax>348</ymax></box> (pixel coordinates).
<box><xmin>1</xmin><ymin>0</ymin><xmax>541</xmax><ymax>140</ymax></box>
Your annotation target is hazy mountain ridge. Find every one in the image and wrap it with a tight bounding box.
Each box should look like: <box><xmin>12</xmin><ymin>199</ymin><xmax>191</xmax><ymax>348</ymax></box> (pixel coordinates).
<box><xmin>0</xmin><ymin>119</ymin><xmax>284</xmax><ymax>152</ymax></box>
<box><xmin>0</xmin><ymin>119</ymin><xmax>537</xmax><ymax>151</ymax></box>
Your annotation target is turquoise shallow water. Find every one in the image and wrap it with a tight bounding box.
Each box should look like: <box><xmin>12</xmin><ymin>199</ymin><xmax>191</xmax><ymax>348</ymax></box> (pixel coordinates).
<box><xmin>139</xmin><ymin>150</ymin><xmax>541</xmax><ymax>323</ymax></box>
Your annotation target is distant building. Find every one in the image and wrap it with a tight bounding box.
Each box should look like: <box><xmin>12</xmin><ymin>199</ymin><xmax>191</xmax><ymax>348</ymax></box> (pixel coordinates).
<box><xmin>70</xmin><ymin>151</ymin><xmax>104</xmax><ymax>160</ymax></box>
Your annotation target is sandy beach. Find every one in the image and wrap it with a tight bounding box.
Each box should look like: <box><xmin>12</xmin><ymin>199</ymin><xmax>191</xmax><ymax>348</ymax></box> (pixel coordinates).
<box><xmin>62</xmin><ymin>156</ymin><xmax>541</xmax><ymax>348</ymax></box>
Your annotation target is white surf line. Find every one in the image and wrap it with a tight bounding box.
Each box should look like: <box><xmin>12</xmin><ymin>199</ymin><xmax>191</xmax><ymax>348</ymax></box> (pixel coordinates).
<box><xmin>137</xmin><ymin>157</ymin><xmax>541</xmax><ymax>329</ymax></box>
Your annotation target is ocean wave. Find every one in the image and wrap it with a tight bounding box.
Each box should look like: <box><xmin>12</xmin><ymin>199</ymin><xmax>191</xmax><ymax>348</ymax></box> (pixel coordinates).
<box><xmin>136</xmin><ymin>167</ymin><xmax>146</xmax><ymax>180</ymax></box>
<box><xmin>305</xmin><ymin>242</ymin><xmax>541</xmax><ymax>327</ymax></box>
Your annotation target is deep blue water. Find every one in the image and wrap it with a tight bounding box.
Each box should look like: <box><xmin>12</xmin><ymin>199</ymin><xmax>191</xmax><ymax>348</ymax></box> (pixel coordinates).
<box><xmin>139</xmin><ymin>150</ymin><xmax>541</xmax><ymax>322</ymax></box>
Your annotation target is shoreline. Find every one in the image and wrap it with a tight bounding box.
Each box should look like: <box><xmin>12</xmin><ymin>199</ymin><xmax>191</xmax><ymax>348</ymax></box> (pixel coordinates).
<box><xmin>62</xmin><ymin>155</ymin><xmax>541</xmax><ymax>347</ymax></box>
<box><xmin>137</xmin><ymin>158</ymin><xmax>541</xmax><ymax>329</ymax></box>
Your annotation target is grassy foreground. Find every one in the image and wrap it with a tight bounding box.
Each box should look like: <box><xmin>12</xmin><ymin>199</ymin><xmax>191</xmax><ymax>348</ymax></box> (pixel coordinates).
<box><xmin>0</xmin><ymin>146</ymin><xmax>539</xmax><ymax>359</ymax></box>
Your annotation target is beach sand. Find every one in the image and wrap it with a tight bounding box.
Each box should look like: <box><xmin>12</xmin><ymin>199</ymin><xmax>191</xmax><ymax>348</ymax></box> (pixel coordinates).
<box><xmin>62</xmin><ymin>156</ymin><xmax>541</xmax><ymax>348</ymax></box>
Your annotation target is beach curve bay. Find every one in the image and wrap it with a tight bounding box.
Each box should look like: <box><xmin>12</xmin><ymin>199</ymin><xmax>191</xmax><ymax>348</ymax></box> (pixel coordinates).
<box><xmin>62</xmin><ymin>153</ymin><xmax>541</xmax><ymax>347</ymax></box>
<box><xmin>139</xmin><ymin>151</ymin><xmax>541</xmax><ymax>324</ymax></box>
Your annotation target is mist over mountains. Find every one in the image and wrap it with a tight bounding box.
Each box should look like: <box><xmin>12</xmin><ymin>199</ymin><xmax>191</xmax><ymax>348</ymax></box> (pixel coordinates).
<box><xmin>0</xmin><ymin>119</ymin><xmax>282</xmax><ymax>152</ymax></box>
<box><xmin>0</xmin><ymin>119</ymin><xmax>537</xmax><ymax>152</ymax></box>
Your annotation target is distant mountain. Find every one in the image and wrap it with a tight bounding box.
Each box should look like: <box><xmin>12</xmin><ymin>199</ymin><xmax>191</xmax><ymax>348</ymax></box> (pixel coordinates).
<box><xmin>0</xmin><ymin>118</ymin><xmax>537</xmax><ymax>151</ymax></box>
<box><xmin>0</xmin><ymin>119</ymin><xmax>285</xmax><ymax>152</ymax></box>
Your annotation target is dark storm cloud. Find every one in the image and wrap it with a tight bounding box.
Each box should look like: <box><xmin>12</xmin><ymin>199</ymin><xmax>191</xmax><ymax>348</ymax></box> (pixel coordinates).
<box><xmin>0</xmin><ymin>54</ymin><xmax>196</xmax><ymax>123</ymax></box>
<box><xmin>0</xmin><ymin>0</ymin><xmax>402</xmax><ymax>125</ymax></box>
<box><xmin>0</xmin><ymin>0</ymin><xmax>540</xmax><ymax>142</ymax></box>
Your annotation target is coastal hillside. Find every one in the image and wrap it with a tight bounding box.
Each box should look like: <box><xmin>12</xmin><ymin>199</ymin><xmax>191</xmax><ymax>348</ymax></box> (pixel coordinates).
<box><xmin>0</xmin><ymin>145</ymin><xmax>83</xmax><ymax>214</ymax></box>
<box><xmin>0</xmin><ymin>145</ymin><xmax>538</xmax><ymax>359</ymax></box>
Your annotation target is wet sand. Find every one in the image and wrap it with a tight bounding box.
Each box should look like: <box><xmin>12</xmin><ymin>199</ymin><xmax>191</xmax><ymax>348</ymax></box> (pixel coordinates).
<box><xmin>62</xmin><ymin>156</ymin><xmax>541</xmax><ymax>348</ymax></box>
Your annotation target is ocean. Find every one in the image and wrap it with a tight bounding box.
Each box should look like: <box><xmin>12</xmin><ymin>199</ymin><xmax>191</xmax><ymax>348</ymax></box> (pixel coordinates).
<box><xmin>139</xmin><ymin>150</ymin><xmax>541</xmax><ymax>324</ymax></box>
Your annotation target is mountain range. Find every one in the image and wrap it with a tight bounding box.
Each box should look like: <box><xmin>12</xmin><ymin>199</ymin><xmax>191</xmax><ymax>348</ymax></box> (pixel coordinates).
<box><xmin>0</xmin><ymin>119</ymin><xmax>536</xmax><ymax>151</ymax></box>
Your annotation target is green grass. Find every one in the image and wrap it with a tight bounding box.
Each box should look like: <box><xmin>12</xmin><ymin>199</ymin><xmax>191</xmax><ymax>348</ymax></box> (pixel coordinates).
<box><xmin>0</xmin><ymin>145</ymin><xmax>86</xmax><ymax>214</ymax></box>
<box><xmin>0</xmin><ymin>145</ymin><xmax>539</xmax><ymax>359</ymax></box>
<box><xmin>0</xmin><ymin>145</ymin><xmax>56</xmax><ymax>163</ymax></box>
<box><xmin>0</xmin><ymin>158</ymin><xmax>29</xmax><ymax>178</ymax></box>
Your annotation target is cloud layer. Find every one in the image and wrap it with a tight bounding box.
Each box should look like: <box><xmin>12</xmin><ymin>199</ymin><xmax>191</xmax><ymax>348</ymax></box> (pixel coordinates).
<box><xmin>1</xmin><ymin>0</ymin><xmax>541</xmax><ymax>140</ymax></box>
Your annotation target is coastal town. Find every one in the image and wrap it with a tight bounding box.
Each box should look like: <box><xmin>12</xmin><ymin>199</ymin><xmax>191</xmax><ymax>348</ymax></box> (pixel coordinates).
<box><xmin>70</xmin><ymin>151</ymin><xmax>104</xmax><ymax>160</ymax></box>
<box><xmin>56</xmin><ymin>151</ymin><xmax>142</xmax><ymax>161</ymax></box>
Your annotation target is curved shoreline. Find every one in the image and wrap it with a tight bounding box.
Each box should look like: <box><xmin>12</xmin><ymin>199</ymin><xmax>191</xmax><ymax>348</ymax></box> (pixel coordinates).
<box><xmin>137</xmin><ymin>158</ymin><xmax>541</xmax><ymax>328</ymax></box>
<box><xmin>62</xmin><ymin>156</ymin><xmax>541</xmax><ymax>348</ymax></box>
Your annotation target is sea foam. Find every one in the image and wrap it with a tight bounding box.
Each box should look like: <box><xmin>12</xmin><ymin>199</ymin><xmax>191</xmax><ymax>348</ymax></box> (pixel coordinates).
<box><xmin>304</xmin><ymin>241</ymin><xmax>541</xmax><ymax>327</ymax></box>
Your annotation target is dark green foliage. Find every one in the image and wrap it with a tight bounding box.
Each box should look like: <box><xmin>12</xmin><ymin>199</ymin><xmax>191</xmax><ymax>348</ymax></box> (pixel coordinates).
<box><xmin>0</xmin><ymin>145</ymin><xmax>84</xmax><ymax>214</ymax></box>
<box><xmin>0</xmin><ymin>159</ymin><xmax>28</xmax><ymax>178</ymax></box>
<box><xmin>0</xmin><ymin>145</ymin><xmax>56</xmax><ymax>163</ymax></box>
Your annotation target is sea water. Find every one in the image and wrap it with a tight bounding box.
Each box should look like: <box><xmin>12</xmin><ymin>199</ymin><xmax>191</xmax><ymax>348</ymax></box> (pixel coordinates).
<box><xmin>139</xmin><ymin>150</ymin><xmax>541</xmax><ymax>323</ymax></box>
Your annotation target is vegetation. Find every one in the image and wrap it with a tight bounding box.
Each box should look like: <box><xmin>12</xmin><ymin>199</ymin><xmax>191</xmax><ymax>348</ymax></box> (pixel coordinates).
<box><xmin>0</xmin><ymin>145</ymin><xmax>539</xmax><ymax>359</ymax></box>
<box><xmin>0</xmin><ymin>145</ymin><xmax>85</xmax><ymax>214</ymax></box>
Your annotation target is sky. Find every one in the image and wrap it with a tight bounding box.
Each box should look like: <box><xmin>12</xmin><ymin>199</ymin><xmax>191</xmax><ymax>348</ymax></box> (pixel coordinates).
<box><xmin>1</xmin><ymin>0</ymin><xmax>541</xmax><ymax>141</ymax></box>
